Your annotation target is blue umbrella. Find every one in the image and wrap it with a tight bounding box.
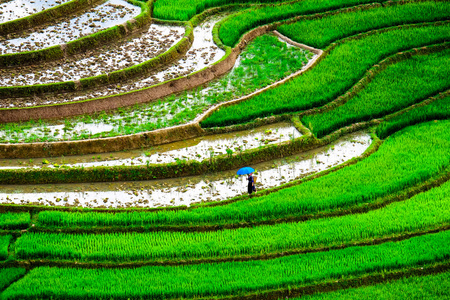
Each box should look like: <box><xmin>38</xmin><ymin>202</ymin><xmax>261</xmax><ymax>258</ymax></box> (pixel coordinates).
<box><xmin>237</xmin><ymin>167</ymin><xmax>255</xmax><ymax>175</ymax></box>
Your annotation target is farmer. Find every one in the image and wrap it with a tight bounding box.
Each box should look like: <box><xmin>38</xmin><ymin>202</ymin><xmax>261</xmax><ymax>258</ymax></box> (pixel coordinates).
<box><xmin>247</xmin><ymin>173</ymin><xmax>256</xmax><ymax>195</ymax></box>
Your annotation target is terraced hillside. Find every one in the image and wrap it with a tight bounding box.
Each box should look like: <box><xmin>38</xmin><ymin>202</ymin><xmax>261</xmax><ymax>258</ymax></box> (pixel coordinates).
<box><xmin>0</xmin><ymin>0</ymin><xmax>449</xmax><ymax>298</ymax></box>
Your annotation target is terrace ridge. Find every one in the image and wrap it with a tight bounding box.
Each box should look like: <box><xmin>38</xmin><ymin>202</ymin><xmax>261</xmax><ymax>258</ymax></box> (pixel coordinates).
<box><xmin>0</xmin><ymin>26</ymin><xmax>446</xmax><ymax>159</ymax></box>
<box><xmin>0</xmin><ymin>1</ymin><xmax>449</xmax><ymax>297</ymax></box>
<box><xmin>0</xmin><ymin>0</ymin><xmax>106</xmax><ymax>36</ymax></box>
<box><xmin>3</xmin><ymin>0</ymin><xmax>439</xmax><ymax>118</ymax></box>
<box><xmin>0</xmin><ymin>0</ymin><xmax>152</xmax><ymax>67</ymax></box>
<box><xmin>1</xmin><ymin>228</ymin><xmax>448</xmax><ymax>268</ymax></box>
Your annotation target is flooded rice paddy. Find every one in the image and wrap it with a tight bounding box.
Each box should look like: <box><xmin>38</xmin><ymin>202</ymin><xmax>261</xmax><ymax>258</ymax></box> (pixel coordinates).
<box><xmin>0</xmin><ymin>35</ymin><xmax>313</xmax><ymax>144</ymax></box>
<box><xmin>0</xmin><ymin>0</ymin><xmax>71</xmax><ymax>23</ymax></box>
<box><xmin>0</xmin><ymin>0</ymin><xmax>140</xmax><ymax>54</ymax></box>
<box><xmin>0</xmin><ymin>123</ymin><xmax>301</xmax><ymax>169</ymax></box>
<box><xmin>0</xmin><ymin>24</ymin><xmax>185</xmax><ymax>86</ymax></box>
<box><xmin>0</xmin><ymin>131</ymin><xmax>372</xmax><ymax>208</ymax></box>
<box><xmin>0</xmin><ymin>13</ymin><xmax>228</xmax><ymax>108</ymax></box>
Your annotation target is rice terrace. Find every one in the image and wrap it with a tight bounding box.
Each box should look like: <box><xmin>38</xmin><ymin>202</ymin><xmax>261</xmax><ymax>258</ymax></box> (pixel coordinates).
<box><xmin>0</xmin><ymin>0</ymin><xmax>449</xmax><ymax>298</ymax></box>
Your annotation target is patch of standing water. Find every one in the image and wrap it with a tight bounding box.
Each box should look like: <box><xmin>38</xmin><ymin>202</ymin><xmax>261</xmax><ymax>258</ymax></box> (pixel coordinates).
<box><xmin>0</xmin><ymin>35</ymin><xmax>313</xmax><ymax>144</ymax></box>
<box><xmin>149</xmin><ymin>14</ymin><xmax>225</xmax><ymax>83</ymax></box>
<box><xmin>0</xmin><ymin>0</ymin><xmax>72</xmax><ymax>23</ymax></box>
<box><xmin>0</xmin><ymin>121</ymin><xmax>116</xmax><ymax>145</ymax></box>
<box><xmin>0</xmin><ymin>0</ymin><xmax>141</xmax><ymax>54</ymax></box>
<box><xmin>0</xmin><ymin>131</ymin><xmax>372</xmax><ymax>208</ymax></box>
<box><xmin>0</xmin><ymin>24</ymin><xmax>185</xmax><ymax>86</ymax></box>
<box><xmin>0</xmin><ymin>123</ymin><xmax>301</xmax><ymax>169</ymax></box>
<box><xmin>65</xmin><ymin>13</ymin><xmax>226</xmax><ymax>100</ymax></box>
<box><xmin>0</xmin><ymin>13</ymin><xmax>229</xmax><ymax>108</ymax></box>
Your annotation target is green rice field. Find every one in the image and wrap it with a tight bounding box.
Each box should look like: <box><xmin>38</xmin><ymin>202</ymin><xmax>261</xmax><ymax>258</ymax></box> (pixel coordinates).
<box><xmin>0</xmin><ymin>0</ymin><xmax>449</xmax><ymax>298</ymax></box>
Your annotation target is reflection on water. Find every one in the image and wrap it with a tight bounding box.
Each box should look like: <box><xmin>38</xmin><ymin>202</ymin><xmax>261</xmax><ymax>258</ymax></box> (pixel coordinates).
<box><xmin>0</xmin><ymin>0</ymin><xmax>71</xmax><ymax>23</ymax></box>
<box><xmin>0</xmin><ymin>0</ymin><xmax>140</xmax><ymax>54</ymax></box>
<box><xmin>0</xmin><ymin>24</ymin><xmax>185</xmax><ymax>86</ymax></box>
<box><xmin>65</xmin><ymin>13</ymin><xmax>227</xmax><ymax>102</ymax></box>
<box><xmin>0</xmin><ymin>131</ymin><xmax>372</xmax><ymax>208</ymax></box>
<box><xmin>1</xmin><ymin>13</ymin><xmax>228</xmax><ymax>108</ymax></box>
<box><xmin>0</xmin><ymin>123</ymin><xmax>301</xmax><ymax>169</ymax></box>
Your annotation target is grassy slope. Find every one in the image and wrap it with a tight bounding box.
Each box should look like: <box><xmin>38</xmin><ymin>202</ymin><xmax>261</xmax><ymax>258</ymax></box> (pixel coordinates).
<box><xmin>0</xmin><ymin>235</ymin><xmax>12</xmax><ymax>260</ymax></box>
<box><xmin>3</xmin><ymin>231</ymin><xmax>450</xmax><ymax>299</ymax></box>
<box><xmin>0</xmin><ymin>268</ymin><xmax>26</xmax><ymax>292</ymax></box>
<box><xmin>19</xmin><ymin>174</ymin><xmax>450</xmax><ymax>262</ymax></box>
<box><xmin>287</xmin><ymin>271</ymin><xmax>450</xmax><ymax>300</ymax></box>
<box><xmin>36</xmin><ymin>120</ymin><xmax>450</xmax><ymax>228</ymax></box>
<box><xmin>201</xmin><ymin>23</ymin><xmax>450</xmax><ymax>127</ymax></box>
<box><xmin>0</xmin><ymin>213</ymin><xmax>30</xmax><ymax>230</ymax></box>
<box><xmin>377</xmin><ymin>95</ymin><xmax>450</xmax><ymax>139</ymax></box>
<box><xmin>302</xmin><ymin>48</ymin><xmax>450</xmax><ymax>138</ymax></box>
<box><xmin>218</xmin><ymin>0</ymin><xmax>412</xmax><ymax>47</ymax></box>
<box><xmin>276</xmin><ymin>1</ymin><xmax>450</xmax><ymax>49</ymax></box>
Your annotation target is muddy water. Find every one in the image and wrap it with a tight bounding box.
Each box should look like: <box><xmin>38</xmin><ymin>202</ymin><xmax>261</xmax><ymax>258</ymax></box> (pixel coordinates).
<box><xmin>0</xmin><ymin>24</ymin><xmax>185</xmax><ymax>86</ymax></box>
<box><xmin>0</xmin><ymin>131</ymin><xmax>371</xmax><ymax>208</ymax></box>
<box><xmin>0</xmin><ymin>33</ymin><xmax>312</xmax><ymax>147</ymax></box>
<box><xmin>0</xmin><ymin>123</ymin><xmax>301</xmax><ymax>168</ymax></box>
<box><xmin>0</xmin><ymin>13</ymin><xmax>227</xmax><ymax>108</ymax></box>
<box><xmin>0</xmin><ymin>0</ymin><xmax>71</xmax><ymax>23</ymax></box>
<box><xmin>0</xmin><ymin>0</ymin><xmax>141</xmax><ymax>54</ymax></box>
<box><xmin>68</xmin><ymin>13</ymin><xmax>227</xmax><ymax>100</ymax></box>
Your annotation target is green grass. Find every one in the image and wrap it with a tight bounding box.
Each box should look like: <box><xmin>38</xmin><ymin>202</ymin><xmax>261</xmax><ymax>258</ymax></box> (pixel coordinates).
<box><xmin>377</xmin><ymin>95</ymin><xmax>450</xmax><ymax>139</ymax></box>
<box><xmin>0</xmin><ymin>235</ymin><xmax>12</xmax><ymax>260</ymax></box>
<box><xmin>218</xmin><ymin>0</ymin><xmax>407</xmax><ymax>47</ymax></box>
<box><xmin>286</xmin><ymin>271</ymin><xmax>450</xmax><ymax>300</ymax></box>
<box><xmin>4</xmin><ymin>231</ymin><xmax>450</xmax><ymax>299</ymax></box>
<box><xmin>302</xmin><ymin>48</ymin><xmax>450</xmax><ymax>138</ymax></box>
<box><xmin>1</xmin><ymin>2</ymin><xmax>450</xmax><ymax>297</ymax></box>
<box><xmin>24</xmin><ymin>175</ymin><xmax>450</xmax><ymax>262</ymax></box>
<box><xmin>153</xmin><ymin>0</ymin><xmax>279</xmax><ymax>21</ymax></box>
<box><xmin>0</xmin><ymin>212</ymin><xmax>30</xmax><ymax>230</ymax></box>
<box><xmin>201</xmin><ymin>22</ymin><xmax>450</xmax><ymax>128</ymax></box>
<box><xmin>277</xmin><ymin>1</ymin><xmax>450</xmax><ymax>49</ymax></box>
<box><xmin>37</xmin><ymin>120</ymin><xmax>450</xmax><ymax>228</ymax></box>
<box><xmin>0</xmin><ymin>34</ymin><xmax>311</xmax><ymax>144</ymax></box>
<box><xmin>0</xmin><ymin>268</ymin><xmax>26</xmax><ymax>292</ymax></box>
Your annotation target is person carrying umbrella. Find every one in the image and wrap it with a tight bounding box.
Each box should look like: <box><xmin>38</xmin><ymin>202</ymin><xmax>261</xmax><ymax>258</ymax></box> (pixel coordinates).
<box><xmin>247</xmin><ymin>173</ymin><xmax>256</xmax><ymax>195</ymax></box>
<box><xmin>237</xmin><ymin>167</ymin><xmax>256</xmax><ymax>195</ymax></box>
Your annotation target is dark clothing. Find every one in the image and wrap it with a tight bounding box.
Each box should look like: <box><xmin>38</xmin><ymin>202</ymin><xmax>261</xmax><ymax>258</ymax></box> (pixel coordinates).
<box><xmin>247</xmin><ymin>175</ymin><xmax>255</xmax><ymax>194</ymax></box>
